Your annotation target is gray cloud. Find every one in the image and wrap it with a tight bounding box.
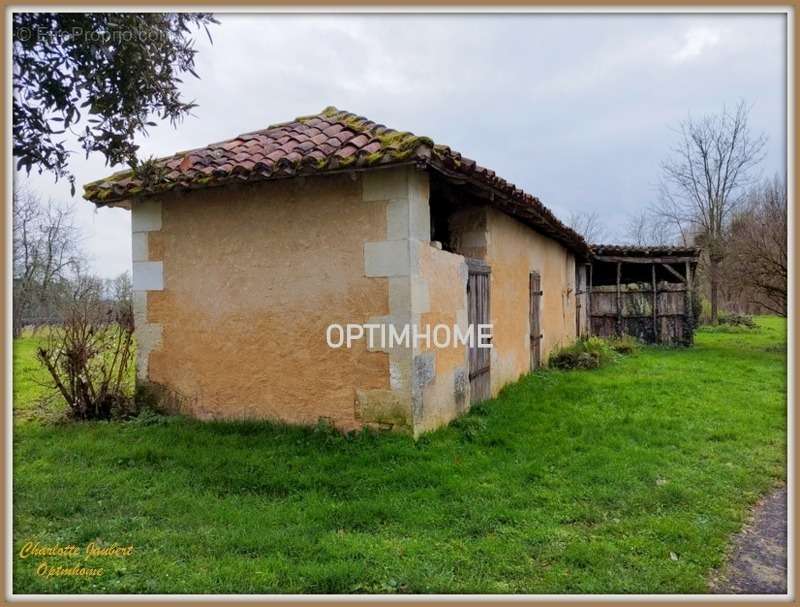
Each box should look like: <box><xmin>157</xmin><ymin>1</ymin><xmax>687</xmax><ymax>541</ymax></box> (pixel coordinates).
<box><xmin>18</xmin><ymin>12</ymin><xmax>786</xmax><ymax>277</ymax></box>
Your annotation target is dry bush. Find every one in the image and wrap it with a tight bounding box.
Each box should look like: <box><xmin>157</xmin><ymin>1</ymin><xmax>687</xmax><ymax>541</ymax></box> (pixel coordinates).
<box><xmin>548</xmin><ymin>337</ymin><xmax>621</xmax><ymax>370</ymax></box>
<box><xmin>36</xmin><ymin>277</ymin><xmax>135</xmax><ymax>420</ymax></box>
<box><xmin>718</xmin><ymin>312</ymin><xmax>757</xmax><ymax>329</ymax></box>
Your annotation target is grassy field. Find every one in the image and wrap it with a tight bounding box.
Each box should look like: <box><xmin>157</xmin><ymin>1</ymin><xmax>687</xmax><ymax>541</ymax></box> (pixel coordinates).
<box><xmin>12</xmin><ymin>317</ymin><xmax>786</xmax><ymax>594</ymax></box>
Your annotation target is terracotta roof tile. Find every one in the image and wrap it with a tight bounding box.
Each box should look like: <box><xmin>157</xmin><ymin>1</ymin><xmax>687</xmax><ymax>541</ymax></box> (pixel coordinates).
<box><xmin>361</xmin><ymin>141</ymin><xmax>382</xmax><ymax>154</ymax></box>
<box><xmin>591</xmin><ymin>244</ymin><xmax>700</xmax><ymax>257</ymax></box>
<box><xmin>335</xmin><ymin>145</ymin><xmax>358</xmax><ymax>158</ymax></box>
<box><xmin>349</xmin><ymin>134</ymin><xmax>370</xmax><ymax>148</ymax></box>
<box><xmin>83</xmin><ymin>106</ymin><xmax>589</xmax><ymax>254</ymax></box>
<box><xmin>322</xmin><ymin>123</ymin><xmax>344</xmax><ymax>136</ymax></box>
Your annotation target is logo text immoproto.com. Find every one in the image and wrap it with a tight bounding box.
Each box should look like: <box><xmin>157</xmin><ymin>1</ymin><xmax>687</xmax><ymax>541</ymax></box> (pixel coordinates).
<box><xmin>326</xmin><ymin>324</ymin><xmax>493</xmax><ymax>349</ymax></box>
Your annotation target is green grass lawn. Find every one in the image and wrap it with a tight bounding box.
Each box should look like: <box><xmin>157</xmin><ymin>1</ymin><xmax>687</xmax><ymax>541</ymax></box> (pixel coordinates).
<box><xmin>12</xmin><ymin>317</ymin><xmax>786</xmax><ymax>594</ymax></box>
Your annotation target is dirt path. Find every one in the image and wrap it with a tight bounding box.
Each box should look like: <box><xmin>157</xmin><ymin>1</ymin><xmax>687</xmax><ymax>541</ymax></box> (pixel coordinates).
<box><xmin>710</xmin><ymin>486</ymin><xmax>787</xmax><ymax>594</ymax></box>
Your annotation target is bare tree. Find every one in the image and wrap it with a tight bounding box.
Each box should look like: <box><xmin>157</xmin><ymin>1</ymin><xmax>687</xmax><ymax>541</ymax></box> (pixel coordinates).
<box><xmin>107</xmin><ymin>272</ymin><xmax>133</xmax><ymax>319</ymax></box>
<box><xmin>624</xmin><ymin>209</ymin><xmax>658</xmax><ymax>246</ymax></box>
<box><xmin>12</xmin><ymin>187</ymin><xmax>83</xmax><ymax>336</ymax></box>
<box><xmin>649</xmin><ymin>193</ymin><xmax>695</xmax><ymax>247</ymax></box>
<box><xmin>110</xmin><ymin>271</ymin><xmax>132</xmax><ymax>300</ymax></box>
<box><xmin>567</xmin><ymin>210</ymin><xmax>606</xmax><ymax>243</ymax></box>
<box><xmin>655</xmin><ymin>101</ymin><xmax>767</xmax><ymax>323</ymax></box>
<box><xmin>624</xmin><ymin>208</ymin><xmax>691</xmax><ymax>247</ymax></box>
<box><xmin>723</xmin><ymin>176</ymin><xmax>787</xmax><ymax>315</ymax></box>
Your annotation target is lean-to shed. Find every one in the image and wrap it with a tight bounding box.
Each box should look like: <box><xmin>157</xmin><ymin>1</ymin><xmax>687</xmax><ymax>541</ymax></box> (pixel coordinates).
<box><xmin>588</xmin><ymin>245</ymin><xmax>700</xmax><ymax>345</ymax></box>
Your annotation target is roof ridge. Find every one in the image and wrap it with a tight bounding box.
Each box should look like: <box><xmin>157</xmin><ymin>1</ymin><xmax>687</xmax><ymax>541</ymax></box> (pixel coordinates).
<box><xmin>82</xmin><ymin>106</ymin><xmax>589</xmax><ymax>255</ymax></box>
<box><xmin>303</xmin><ymin>106</ymin><xmax>390</xmax><ymax>138</ymax></box>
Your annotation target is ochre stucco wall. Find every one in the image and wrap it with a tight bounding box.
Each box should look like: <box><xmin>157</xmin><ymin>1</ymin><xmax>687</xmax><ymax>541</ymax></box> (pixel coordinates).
<box><xmin>132</xmin><ymin>165</ymin><xmax>578</xmax><ymax>434</ymax></box>
<box><xmin>416</xmin><ymin>243</ymin><xmax>470</xmax><ymax>433</ymax></box>
<box><xmin>485</xmin><ymin>207</ymin><xmax>577</xmax><ymax>394</ymax></box>
<box><xmin>144</xmin><ymin>174</ymin><xmax>390</xmax><ymax>428</ymax></box>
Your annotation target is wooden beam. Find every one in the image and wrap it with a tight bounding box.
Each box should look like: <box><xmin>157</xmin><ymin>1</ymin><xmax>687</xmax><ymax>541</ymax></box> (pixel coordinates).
<box><xmin>616</xmin><ymin>261</ymin><xmax>622</xmax><ymax>336</ymax></box>
<box><xmin>652</xmin><ymin>263</ymin><xmax>658</xmax><ymax>344</ymax></box>
<box><xmin>591</xmin><ymin>313</ymin><xmax>689</xmax><ymax>319</ymax></box>
<box><xmin>660</xmin><ymin>263</ymin><xmax>686</xmax><ymax>282</ymax></box>
<box><xmin>586</xmin><ymin>262</ymin><xmax>592</xmax><ymax>337</ymax></box>
<box><xmin>685</xmin><ymin>260</ymin><xmax>694</xmax><ymax>336</ymax></box>
<box><xmin>430</xmin><ymin>164</ymin><xmax>590</xmax><ymax>255</ymax></box>
<box><xmin>592</xmin><ymin>313</ymin><xmax>678</xmax><ymax>319</ymax></box>
<box><xmin>593</xmin><ymin>255</ymin><xmax>698</xmax><ymax>264</ymax></box>
<box><xmin>591</xmin><ymin>285</ymin><xmax>687</xmax><ymax>294</ymax></box>
<box><xmin>465</xmin><ymin>258</ymin><xmax>491</xmax><ymax>274</ymax></box>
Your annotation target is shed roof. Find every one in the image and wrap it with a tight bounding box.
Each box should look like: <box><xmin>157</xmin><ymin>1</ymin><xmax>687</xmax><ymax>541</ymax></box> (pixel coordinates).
<box><xmin>591</xmin><ymin>244</ymin><xmax>700</xmax><ymax>259</ymax></box>
<box><xmin>83</xmin><ymin>106</ymin><xmax>589</xmax><ymax>255</ymax></box>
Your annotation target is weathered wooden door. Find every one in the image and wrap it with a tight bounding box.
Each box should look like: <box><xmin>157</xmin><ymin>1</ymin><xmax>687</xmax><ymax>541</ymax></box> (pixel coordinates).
<box><xmin>467</xmin><ymin>259</ymin><xmax>491</xmax><ymax>404</ymax></box>
<box><xmin>529</xmin><ymin>272</ymin><xmax>543</xmax><ymax>370</ymax></box>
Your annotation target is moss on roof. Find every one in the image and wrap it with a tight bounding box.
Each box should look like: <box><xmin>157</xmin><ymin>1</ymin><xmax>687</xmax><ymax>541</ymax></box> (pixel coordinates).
<box><xmin>83</xmin><ymin>106</ymin><xmax>589</xmax><ymax>255</ymax></box>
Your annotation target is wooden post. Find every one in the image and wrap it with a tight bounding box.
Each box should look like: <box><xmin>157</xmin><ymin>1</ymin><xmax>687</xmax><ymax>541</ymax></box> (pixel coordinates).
<box><xmin>652</xmin><ymin>263</ymin><xmax>658</xmax><ymax>344</ymax></box>
<box><xmin>685</xmin><ymin>261</ymin><xmax>693</xmax><ymax>342</ymax></box>
<box><xmin>616</xmin><ymin>261</ymin><xmax>622</xmax><ymax>336</ymax></box>
<box><xmin>575</xmin><ymin>266</ymin><xmax>581</xmax><ymax>338</ymax></box>
<box><xmin>587</xmin><ymin>262</ymin><xmax>593</xmax><ymax>337</ymax></box>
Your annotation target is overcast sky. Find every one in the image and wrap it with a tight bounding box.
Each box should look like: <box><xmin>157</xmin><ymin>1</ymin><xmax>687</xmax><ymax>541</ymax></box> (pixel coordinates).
<box><xmin>16</xmin><ymin>12</ymin><xmax>787</xmax><ymax>279</ymax></box>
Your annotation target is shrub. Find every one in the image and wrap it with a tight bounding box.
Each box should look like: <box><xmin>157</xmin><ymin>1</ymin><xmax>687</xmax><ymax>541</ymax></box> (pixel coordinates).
<box><xmin>607</xmin><ymin>335</ymin><xmax>640</xmax><ymax>355</ymax></box>
<box><xmin>718</xmin><ymin>312</ymin><xmax>757</xmax><ymax>329</ymax></box>
<box><xmin>548</xmin><ymin>337</ymin><xmax>619</xmax><ymax>370</ymax></box>
<box><xmin>313</xmin><ymin>417</ymin><xmax>344</xmax><ymax>444</ymax></box>
<box><xmin>134</xmin><ymin>382</ymin><xmax>188</xmax><ymax>417</ymax></box>
<box><xmin>451</xmin><ymin>415</ymin><xmax>488</xmax><ymax>441</ymax></box>
<box><xmin>36</xmin><ymin>277</ymin><xmax>135</xmax><ymax>420</ymax></box>
<box><xmin>126</xmin><ymin>407</ymin><xmax>170</xmax><ymax>426</ymax></box>
<box><xmin>549</xmin><ymin>348</ymin><xmax>597</xmax><ymax>370</ymax></box>
<box><xmin>691</xmin><ymin>289</ymin><xmax>704</xmax><ymax>326</ymax></box>
<box><xmin>699</xmin><ymin>296</ymin><xmax>713</xmax><ymax>326</ymax></box>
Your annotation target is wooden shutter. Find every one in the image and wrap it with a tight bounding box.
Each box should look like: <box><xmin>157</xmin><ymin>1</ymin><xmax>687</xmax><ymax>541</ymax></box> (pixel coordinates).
<box><xmin>467</xmin><ymin>259</ymin><xmax>491</xmax><ymax>404</ymax></box>
<box><xmin>530</xmin><ymin>272</ymin><xmax>542</xmax><ymax>370</ymax></box>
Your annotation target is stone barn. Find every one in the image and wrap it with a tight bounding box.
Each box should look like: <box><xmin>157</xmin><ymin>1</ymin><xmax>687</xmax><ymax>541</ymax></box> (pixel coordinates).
<box><xmin>84</xmin><ymin>107</ymin><xmax>590</xmax><ymax>435</ymax></box>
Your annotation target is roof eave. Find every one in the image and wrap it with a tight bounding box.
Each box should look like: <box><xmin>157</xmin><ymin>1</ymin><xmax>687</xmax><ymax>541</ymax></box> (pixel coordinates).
<box><xmin>83</xmin><ymin>159</ymin><xmax>425</xmax><ymax>206</ymax></box>
<box><xmin>426</xmin><ymin>161</ymin><xmax>591</xmax><ymax>258</ymax></box>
